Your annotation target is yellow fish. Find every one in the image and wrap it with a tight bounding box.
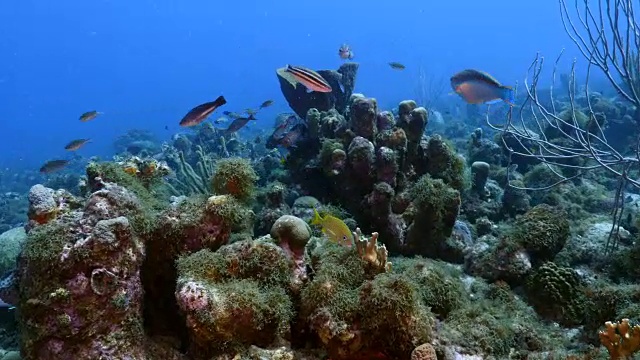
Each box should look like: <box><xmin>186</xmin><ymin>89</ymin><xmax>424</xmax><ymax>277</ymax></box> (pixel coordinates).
<box><xmin>310</xmin><ymin>209</ymin><xmax>354</xmax><ymax>246</ymax></box>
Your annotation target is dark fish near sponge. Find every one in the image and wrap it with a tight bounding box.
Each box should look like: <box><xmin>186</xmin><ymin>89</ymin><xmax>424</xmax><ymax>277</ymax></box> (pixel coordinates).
<box><xmin>64</xmin><ymin>138</ymin><xmax>91</xmax><ymax>151</ymax></box>
<box><xmin>388</xmin><ymin>62</ymin><xmax>406</xmax><ymax>70</ymax></box>
<box><xmin>284</xmin><ymin>65</ymin><xmax>332</xmax><ymax>93</ymax></box>
<box><xmin>79</xmin><ymin>110</ymin><xmax>102</xmax><ymax>122</ymax></box>
<box><xmin>223</xmin><ymin>114</ymin><xmax>256</xmax><ymax>134</ymax></box>
<box><xmin>179</xmin><ymin>95</ymin><xmax>227</xmax><ymax>127</ymax></box>
<box><xmin>450</xmin><ymin>69</ymin><xmax>514</xmax><ymax>105</ymax></box>
<box><xmin>40</xmin><ymin>159</ymin><xmax>69</xmax><ymax>173</ymax></box>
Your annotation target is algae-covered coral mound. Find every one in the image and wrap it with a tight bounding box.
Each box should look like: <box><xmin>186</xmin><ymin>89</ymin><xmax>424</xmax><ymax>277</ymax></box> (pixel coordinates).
<box><xmin>512</xmin><ymin>204</ymin><xmax>570</xmax><ymax>264</ymax></box>
<box><xmin>175</xmin><ymin>239</ymin><xmax>293</xmax><ymax>358</ymax></box>
<box><xmin>405</xmin><ymin>175</ymin><xmax>461</xmax><ymax>260</ymax></box>
<box><xmin>525</xmin><ymin>261</ymin><xmax>585</xmax><ymax>326</ymax></box>
<box><xmin>301</xmin><ymin>241</ymin><xmax>434</xmax><ymax>360</ymax></box>
<box><xmin>18</xmin><ymin>184</ymin><xmax>149</xmax><ymax>359</ymax></box>
<box><xmin>211</xmin><ymin>157</ymin><xmax>259</xmax><ymax>202</ymax></box>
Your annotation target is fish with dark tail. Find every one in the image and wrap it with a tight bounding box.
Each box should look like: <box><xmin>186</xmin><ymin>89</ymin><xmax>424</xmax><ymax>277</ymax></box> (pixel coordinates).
<box><xmin>284</xmin><ymin>65</ymin><xmax>332</xmax><ymax>93</ymax></box>
<box><xmin>179</xmin><ymin>95</ymin><xmax>227</xmax><ymax>127</ymax></box>
<box><xmin>223</xmin><ymin>114</ymin><xmax>257</xmax><ymax>134</ymax></box>
<box><xmin>40</xmin><ymin>159</ymin><xmax>69</xmax><ymax>174</ymax></box>
<box><xmin>450</xmin><ymin>69</ymin><xmax>514</xmax><ymax>105</ymax></box>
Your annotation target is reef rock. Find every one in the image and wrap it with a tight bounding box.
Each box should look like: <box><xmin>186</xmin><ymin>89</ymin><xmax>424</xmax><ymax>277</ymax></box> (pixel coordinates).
<box><xmin>0</xmin><ymin>227</ymin><xmax>26</xmax><ymax>275</ymax></box>
<box><xmin>18</xmin><ymin>183</ymin><xmax>148</xmax><ymax>359</ymax></box>
<box><xmin>175</xmin><ymin>240</ymin><xmax>294</xmax><ymax>359</ymax></box>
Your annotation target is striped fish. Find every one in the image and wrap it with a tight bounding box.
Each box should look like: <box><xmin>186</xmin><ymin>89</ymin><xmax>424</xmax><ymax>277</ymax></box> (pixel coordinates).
<box><xmin>284</xmin><ymin>65</ymin><xmax>332</xmax><ymax>93</ymax></box>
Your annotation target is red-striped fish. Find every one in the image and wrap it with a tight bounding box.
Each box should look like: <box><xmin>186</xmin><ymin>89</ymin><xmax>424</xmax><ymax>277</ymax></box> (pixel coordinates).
<box><xmin>179</xmin><ymin>95</ymin><xmax>227</xmax><ymax>127</ymax></box>
<box><xmin>284</xmin><ymin>65</ymin><xmax>332</xmax><ymax>93</ymax></box>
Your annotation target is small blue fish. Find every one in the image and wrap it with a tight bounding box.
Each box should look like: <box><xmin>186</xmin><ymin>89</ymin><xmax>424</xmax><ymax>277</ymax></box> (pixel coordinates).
<box><xmin>450</xmin><ymin>69</ymin><xmax>514</xmax><ymax>105</ymax></box>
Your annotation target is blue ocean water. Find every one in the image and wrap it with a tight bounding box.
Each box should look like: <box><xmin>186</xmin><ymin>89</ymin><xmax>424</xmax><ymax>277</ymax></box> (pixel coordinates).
<box><xmin>1</xmin><ymin>0</ymin><xmax>577</xmax><ymax>170</ymax></box>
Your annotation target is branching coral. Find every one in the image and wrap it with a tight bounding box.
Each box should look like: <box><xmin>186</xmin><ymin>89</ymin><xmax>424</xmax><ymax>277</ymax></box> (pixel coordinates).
<box><xmin>353</xmin><ymin>227</ymin><xmax>391</xmax><ymax>274</ymax></box>
<box><xmin>599</xmin><ymin>318</ymin><xmax>640</xmax><ymax>359</ymax></box>
<box><xmin>169</xmin><ymin>147</ymin><xmax>214</xmax><ymax>195</ymax></box>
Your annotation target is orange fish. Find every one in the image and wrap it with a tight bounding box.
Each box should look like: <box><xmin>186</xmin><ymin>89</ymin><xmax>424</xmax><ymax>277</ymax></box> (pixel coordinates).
<box><xmin>179</xmin><ymin>96</ymin><xmax>227</xmax><ymax>127</ymax></box>
<box><xmin>450</xmin><ymin>69</ymin><xmax>514</xmax><ymax>105</ymax></box>
<box><xmin>284</xmin><ymin>65</ymin><xmax>332</xmax><ymax>93</ymax></box>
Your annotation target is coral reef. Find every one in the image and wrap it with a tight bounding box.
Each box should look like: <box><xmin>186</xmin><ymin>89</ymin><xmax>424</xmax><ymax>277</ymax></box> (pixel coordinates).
<box><xmin>5</xmin><ymin>80</ymin><xmax>640</xmax><ymax>360</ymax></box>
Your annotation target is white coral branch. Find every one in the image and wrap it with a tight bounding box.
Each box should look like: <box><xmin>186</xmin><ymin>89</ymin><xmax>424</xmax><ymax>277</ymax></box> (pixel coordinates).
<box><xmin>353</xmin><ymin>227</ymin><xmax>391</xmax><ymax>273</ymax></box>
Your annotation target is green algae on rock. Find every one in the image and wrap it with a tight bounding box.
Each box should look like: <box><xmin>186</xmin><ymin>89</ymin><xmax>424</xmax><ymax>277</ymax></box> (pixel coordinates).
<box><xmin>175</xmin><ymin>240</ymin><xmax>294</xmax><ymax>357</ymax></box>
<box><xmin>211</xmin><ymin>157</ymin><xmax>259</xmax><ymax>203</ymax></box>
<box><xmin>405</xmin><ymin>175</ymin><xmax>461</xmax><ymax>260</ymax></box>
<box><xmin>18</xmin><ymin>184</ymin><xmax>148</xmax><ymax>359</ymax></box>
<box><xmin>512</xmin><ymin>204</ymin><xmax>570</xmax><ymax>264</ymax></box>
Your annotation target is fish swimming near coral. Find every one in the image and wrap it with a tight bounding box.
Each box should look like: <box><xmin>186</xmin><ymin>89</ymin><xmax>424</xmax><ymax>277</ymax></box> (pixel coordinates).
<box><xmin>310</xmin><ymin>208</ymin><xmax>354</xmax><ymax>246</ymax></box>
<box><xmin>222</xmin><ymin>111</ymin><xmax>242</xmax><ymax>119</ymax></box>
<box><xmin>277</xmin><ymin>123</ymin><xmax>305</xmax><ymax>149</ymax></box>
<box><xmin>388</xmin><ymin>62</ymin><xmax>406</xmax><ymax>70</ymax></box>
<box><xmin>450</xmin><ymin>69</ymin><xmax>514</xmax><ymax>105</ymax></box>
<box><xmin>40</xmin><ymin>159</ymin><xmax>69</xmax><ymax>174</ymax></box>
<box><xmin>244</xmin><ymin>108</ymin><xmax>259</xmax><ymax>117</ymax></box>
<box><xmin>64</xmin><ymin>138</ymin><xmax>91</xmax><ymax>151</ymax></box>
<box><xmin>223</xmin><ymin>114</ymin><xmax>256</xmax><ymax>134</ymax></box>
<box><xmin>79</xmin><ymin>110</ymin><xmax>102</xmax><ymax>122</ymax></box>
<box><xmin>179</xmin><ymin>95</ymin><xmax>227</xmax><ymax>127</ymax></box>
<box><xmin>271</xmin><ymin>114</ymin><xmax>299</xmax><ymax>139</ymax></box>
<box><xmin>338</xmin><ymin>44</ymin><xmax>354</xmax><ymax>60</ymax></box>
<box><xmin>284</xmin><ymin>65</ymin><xmax>332</xmax><ymax>93</ymax></box>
<box><xmin>259</xmin><ymin>100</ymin><xmax>274</xmax><ymax>109</ymax></box>
<box><xmin>214</xmin><ymin>117</ymin><xmax>228</xmax><ymax>124</ymax></box>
